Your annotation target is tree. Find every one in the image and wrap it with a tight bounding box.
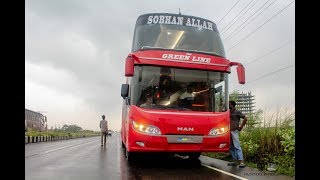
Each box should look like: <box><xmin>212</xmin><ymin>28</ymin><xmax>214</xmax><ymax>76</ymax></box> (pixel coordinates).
<box><xmin>61</xmin><ymin>124</ymin><xmax>69</xmax><ymax>131</ymax></box>
<box><xmin>68</xmin><ymin>124</ymin><xmax>83</xmax><ymax>132</ymax></box>
<box><xmin>246</xmin><ymin>109</ymin><xmax>263</xmax><ymax>130</ymax></box>
<box><xmin>229</xmin><ymin>90</ymin><xmax>240</xmax><ymax>101</ymax></box>
<box><xmin>61</xmin><ymin>124</ymin><xmax>83</xmax><ymax>132</ymax></box>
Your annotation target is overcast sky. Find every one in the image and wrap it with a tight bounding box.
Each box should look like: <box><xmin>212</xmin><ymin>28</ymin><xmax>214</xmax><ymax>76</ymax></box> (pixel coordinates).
<box><xmin>25</xmin><ymin>0</ymin><xmax>295</xmax><ymax>131</ymax></box>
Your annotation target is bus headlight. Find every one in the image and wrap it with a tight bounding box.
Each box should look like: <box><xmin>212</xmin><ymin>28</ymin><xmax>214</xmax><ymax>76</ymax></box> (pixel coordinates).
<box><xmin>208</xmin><ymin>126</ymin><xmax>229</xmax><ymax>136</ymax></box>
<box><xmin>132</xmin><ymin>121</ymin><xmax>161</xmax><ymax>135</ymax></box>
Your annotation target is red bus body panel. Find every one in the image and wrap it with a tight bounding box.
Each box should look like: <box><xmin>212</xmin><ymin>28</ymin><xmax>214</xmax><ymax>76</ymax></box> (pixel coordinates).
<box><xmin>130</xmin><ymin>50</ymin><xmax>232</xmax><ymax>72</ymax></box>
<box><xmin>122</xmin><ymin>50</ymin><xmax>235</xmax><ymax>154</ymax></box>
<box><xmin>123</xmin><ymin>106</ymin><xmax>230</xmax><ymax>153</ymax></box>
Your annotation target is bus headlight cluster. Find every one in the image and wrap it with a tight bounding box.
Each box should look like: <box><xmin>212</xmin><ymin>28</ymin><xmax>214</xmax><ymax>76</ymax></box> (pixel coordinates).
<box><xmin>132</xmin><ymin>121</ymin><xmax>161</xmax><ymax>135</ymax></box>
<box><xmin>208</xmin><ymin>126</ymin><xmax>229</xmax><ymax>136</ymax></box>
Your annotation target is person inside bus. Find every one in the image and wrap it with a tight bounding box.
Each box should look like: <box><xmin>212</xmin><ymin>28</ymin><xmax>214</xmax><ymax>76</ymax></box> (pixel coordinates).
<box><xmin>159</xmin><ymin>78</ymin><xmax>171</xmax><ymax>99</ymax></box>
<box><xmin>178</xmin><ymin>85</ymin><xmax>195</xmax><ymax>109</ymax></box>
<box><xmin>179</xmin><ymin>85</ymin><xmax>195</xmax><ymax>100</ymax></box>
<box><xmin>140</xmin><ymin>93</ymin><xmax>155</xmax><ymax>109</ymax></box>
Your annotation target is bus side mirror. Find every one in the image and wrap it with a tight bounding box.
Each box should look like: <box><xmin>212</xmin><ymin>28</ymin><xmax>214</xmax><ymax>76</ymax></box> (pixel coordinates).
<box><xmin>229</xmin><ymin>61</ymin><xmax>245</xmax><ymax>84</ymax></box>
<box><xmin>237</xmin><ymin>65</ymin><xmax>245</xmax><ymax>84</ymax></box>
<box><xmin>125</xmin><ymin>57</ymin><xmax>134</xmax><ymax>77</ymax></box>
<box><xmin>121</xmin><ymin>84</ymin><xmax>129</xmax><ymax>99</ymax></box>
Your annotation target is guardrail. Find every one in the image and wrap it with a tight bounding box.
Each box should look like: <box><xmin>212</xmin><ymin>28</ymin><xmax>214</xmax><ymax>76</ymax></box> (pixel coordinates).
<box><xmin>25</xmin><ymin>134</ymin><xmax>100</xmax><ymax>144</ymax></box>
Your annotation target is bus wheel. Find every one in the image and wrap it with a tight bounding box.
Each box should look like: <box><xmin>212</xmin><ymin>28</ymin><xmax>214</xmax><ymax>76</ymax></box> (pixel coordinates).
<box><xmin>125</xmin><ymin>148</ymin><xmax>135</xmax><ymax>162</ymax></box>
<box><xmin>188</xmin><ymin>153</ymin><xmax>201</xmax><ymax>160</ymax></box>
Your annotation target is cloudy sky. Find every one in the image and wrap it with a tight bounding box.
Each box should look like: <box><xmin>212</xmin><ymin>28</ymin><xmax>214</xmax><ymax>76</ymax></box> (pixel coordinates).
<box><xmin>25</xmin><ymin>0</ymin><xmax>295</xmax><ymax>131</ymax></box>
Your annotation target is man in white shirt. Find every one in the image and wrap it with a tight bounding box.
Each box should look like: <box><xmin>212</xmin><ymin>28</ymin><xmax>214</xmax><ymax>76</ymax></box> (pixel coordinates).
<box><xmin>179</xmin><ymin>85</ymin><xmax>195</xmax><ymax>108</ymax></box>
<box><xmin>179</xmin><ymin>88</ymin><xmax>195</xmax><ymax>100</ymax></box>
<box><xmin>179</xmin><ymin>85</ymin><xmax>209</xmax><ymax>109</ymax></box>
<box><xmin>99</xmin><ymin>115</ymin><xmax>108</xmax><ymax>146</ymax></box>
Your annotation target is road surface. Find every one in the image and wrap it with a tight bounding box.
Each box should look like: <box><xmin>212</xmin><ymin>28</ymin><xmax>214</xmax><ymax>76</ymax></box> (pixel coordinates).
<box><xmin>25</xmin><ymin>132</ymin><xmax>293</xmax><ymax>180</ymax></box>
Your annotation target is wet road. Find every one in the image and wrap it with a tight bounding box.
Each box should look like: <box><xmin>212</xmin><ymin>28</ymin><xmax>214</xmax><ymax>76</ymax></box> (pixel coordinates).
<box><xmin>25</xmin><ymin>133</ymin><xmax>293</xmax><ymax>180</ymax></box>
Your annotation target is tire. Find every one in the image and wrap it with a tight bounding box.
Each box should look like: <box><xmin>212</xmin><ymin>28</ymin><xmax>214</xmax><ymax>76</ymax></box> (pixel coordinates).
<box><xmin>187</xmin><ymin>152</ymin><xmax>201</xmax><ymax>160</ymax></box>
<box><xmin>125</xmin><ymin>148</ymin><xmax>135</xmax><ymax>162</ymax></box>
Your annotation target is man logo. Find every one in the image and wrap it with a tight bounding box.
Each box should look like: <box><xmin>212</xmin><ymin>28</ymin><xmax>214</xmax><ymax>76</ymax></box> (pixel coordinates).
<box><xmin>177</xmin><ymin>127</ymin><xmax>194</xmax><ymax>131</ymax></box>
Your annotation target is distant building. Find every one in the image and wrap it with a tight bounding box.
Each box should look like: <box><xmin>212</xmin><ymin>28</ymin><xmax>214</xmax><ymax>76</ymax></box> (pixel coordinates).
<box><xmin>25</xmin><ymin>109</ymin><xmax>47</xmax><ymax>132</ymax></box>
<box><xmin>234</xmin><ymin>92</ymin><xmax>256</xmax><ymax>116</ymax></box>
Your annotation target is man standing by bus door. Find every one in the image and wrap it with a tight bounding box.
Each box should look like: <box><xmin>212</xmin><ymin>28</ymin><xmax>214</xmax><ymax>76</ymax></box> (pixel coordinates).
<box><xmin>100</xmin><ymin>115</ymin><xmax>108</xmax><ymax>146</ymax></box>
<box><xmin>228</xmin><ymin>100</ymin><xmax>248</xmax><ymax>168</ymax></box>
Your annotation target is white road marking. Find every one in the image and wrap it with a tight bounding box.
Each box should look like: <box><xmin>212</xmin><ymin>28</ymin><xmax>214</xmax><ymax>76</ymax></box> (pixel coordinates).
<box><xmin>201</xmin><ymin>164</ymin><xmax>248</xmax><ymax>180</ymax></box>
<box><xmin>25</xmin><ymin>139</ymin><xmax>97</xmax><ymax>158</ymax></box>
<box><xmin>40</xmin><ymin>141</ymin><xmax>92</xmax><ymax>155</ymax></box>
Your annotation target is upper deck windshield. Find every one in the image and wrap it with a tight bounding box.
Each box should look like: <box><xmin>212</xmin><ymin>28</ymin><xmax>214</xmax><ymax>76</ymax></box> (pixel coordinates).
<box><xmin>132</xmin><ymin>13</ymin><xmax>226</xmax><ymax>57</ymax></box>
<box><xmin>130</xmin><ymin>66</ymin><xmax>228</xmax><ymax>112</ymax></box>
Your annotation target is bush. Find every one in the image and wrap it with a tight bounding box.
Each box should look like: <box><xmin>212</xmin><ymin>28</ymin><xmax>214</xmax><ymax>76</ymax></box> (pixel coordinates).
<box><xmin>272</xmin><ymin>155</ymin><xmax>295</xmax><ymax>177</ymax></box>
<box><xmin>277</xmin><ymin>128</ymin><xmax>295</xmax><ymax>156</ymax></box>
<box><xmin>25</xmin><ymin>129</ymin><xmax>100</xmax><ymax>138</ymax></box>
<box><xmin>241</xmin><ymin>139</ymin><xmax>259</xmax><ymax>162</ymax></box>
<box><xmin>203</xmin><ymin>126</ymin><xmax>295</xmax><ymax>176</ymax></box>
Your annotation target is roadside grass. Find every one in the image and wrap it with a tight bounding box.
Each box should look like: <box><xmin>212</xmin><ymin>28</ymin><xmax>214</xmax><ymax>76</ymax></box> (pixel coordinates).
<box><xmin>202</xmin><ymin>107</ymin><xmax>295</xmax><ymax>177</ymax></box>
<box><xmin>25</xmin><ymin>129</ymin><xmax>100</xmax><ymax>138</ymax></box>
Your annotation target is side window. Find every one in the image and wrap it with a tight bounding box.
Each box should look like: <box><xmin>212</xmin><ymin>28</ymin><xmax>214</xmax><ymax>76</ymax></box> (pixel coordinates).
<box><xmin>214</xmin><ymin>82</ymin><xmax>225</xmax><ymax>112</ymax></box>
<box><xmin>209</xmin><ymin>72</ymin><xmax>227</xmax><ymax>112</ymax></box>
<box><xmin>131</xmin><ymin>66</ymin><xmax>160</xmax><ymax>106</ymax></box>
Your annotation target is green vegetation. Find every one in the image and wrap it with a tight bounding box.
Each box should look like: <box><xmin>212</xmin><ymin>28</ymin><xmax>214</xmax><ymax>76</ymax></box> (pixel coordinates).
<box><xmin>25</xmin><ymin>124</ymin><xmax>100</xmax><ymax>137</ymax></box>
<box><xmin>202</xmin><ymin>107</ymin><xmax>295</xmax><ymax>177</ymax></box>
<box><xmin>229</xmin><ymin>90</ymin><xmax>240</xmax><ymax>101</ymax></box>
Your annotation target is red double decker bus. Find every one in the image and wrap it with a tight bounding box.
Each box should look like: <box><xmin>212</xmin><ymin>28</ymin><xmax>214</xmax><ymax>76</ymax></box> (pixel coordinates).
<box><xmin>121</xmin><ymin>13</ymin><xmax>245</xmax><ymax>161</ymax></box>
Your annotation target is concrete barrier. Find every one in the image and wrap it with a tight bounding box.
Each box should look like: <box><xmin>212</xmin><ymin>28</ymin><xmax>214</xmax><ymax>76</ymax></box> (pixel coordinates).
<box><xmin>25</xmin><ymin>134</ymin><xmax>99</xmax><ymax>144</ymax></box>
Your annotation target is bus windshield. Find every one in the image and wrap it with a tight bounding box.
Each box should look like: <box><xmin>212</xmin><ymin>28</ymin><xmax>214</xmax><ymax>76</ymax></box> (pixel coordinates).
<box><xmin>132</xmin><ymin>14</ymin><xmax>226</xmax><ymax>57</ymax></box>
<box><xmin>130</xmin><ymin>66</ymin><xmax>228</xmax><ymax>112</ymax></box>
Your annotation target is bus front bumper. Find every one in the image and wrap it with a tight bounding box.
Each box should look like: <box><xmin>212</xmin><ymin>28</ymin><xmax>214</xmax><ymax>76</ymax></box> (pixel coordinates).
<box><xmin>128</xmin><ymin>132</ymin><xmax>230</xmax><ymax>152</ymax></box>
